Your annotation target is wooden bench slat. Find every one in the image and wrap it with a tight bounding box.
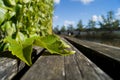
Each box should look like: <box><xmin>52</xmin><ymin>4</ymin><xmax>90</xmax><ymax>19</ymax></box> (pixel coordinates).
<box><xmin>21</xmin><ymin>53</ymin><xmax>64</xmax><ymax>80</ymax></box>
<box><xmin>64</xmin><ymin>38</ymin><xmax>112</xmax><ymax>80</ymax></box>
<box><xmin>75</xmin><ymin>50</ymin><xmax>111</xmax><ymax>80</ymax></box>
<box><xmin>64</xmin><ymin>54</ymin><xmax>83</xmax><ymax>80</ymax></box>
<box><xmin>21</xmin><ymin>38</ymin><xmax>112</xmax><ymax>80</ymax></box>
<box><xmin>65</xmin><ymin>37</ymin><xmax>120</xmax><ymax>62</ymax></box>
<box><xmin>88</xmin><ymin>42</ymin><xmax>120</xmax><ymax>61</ymax></box>
<box><xmin>0</xmin><ymin>53</ymin><xmax>25</xmax><ymax>80</ymax></box>
<box><xmin>0</xmin><ymin>47</ymin><xmax>44</xmax><ymax>80</ymax></box>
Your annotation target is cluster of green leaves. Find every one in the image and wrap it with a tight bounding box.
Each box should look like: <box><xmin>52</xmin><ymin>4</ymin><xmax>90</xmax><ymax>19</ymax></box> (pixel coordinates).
<box><xmin>0</xmin><ymin>0</ymin><xmax>75</xmax><ymax>66</ymax></box>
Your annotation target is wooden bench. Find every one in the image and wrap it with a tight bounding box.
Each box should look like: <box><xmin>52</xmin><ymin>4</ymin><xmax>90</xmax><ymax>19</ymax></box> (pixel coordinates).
<box><xmin>65</xmin><ymin>37</ymin><xmax>120</xmax><ymax>62</ymax></box>
<box><xmin>0</xmin><ymin>47</ymin><xmax>44</xmax><ymax>80</ymax></box>
<box><xmin>65</xmin><ymin>36</ymin><xmax>120</xmax><ymax>80</ymax></box>
<box><xmin>20</xmin><ymin>39</ymin><xmax>112</xmax><ymax>80</ymax></box>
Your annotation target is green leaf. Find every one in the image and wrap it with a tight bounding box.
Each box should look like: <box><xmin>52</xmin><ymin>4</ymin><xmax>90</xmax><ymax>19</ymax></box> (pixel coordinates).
<box><xmin>1</xmin><ymin>21</ymin><xmax>15</xmax><ymax>36</ymax></box>
<box><xmin>46</xmin><ymin>40</ymin><xmax>63</xmax><ymax>54</ymax></box>
<box><xmin>22</xmin><ymin>44</ymin><xmax>32</xmax><ymax>66</ymax></box>
<box><xmin>6</xmin><ymin>11</ymin><xmax>15</xmax><ymax>20</ymax></box>
<box><xmin>23</xmin><ymin>0</ymin><xmax>31</xmax><ymax>3</ymax></box>
<box><xmin>0</xmin><ymin>7</ymin><xmax>7</xmax><ymax>25</ymax></box>
<box><xmin>1</xmin><ymin>21</ymin><xmax>10</xmax><ymax>31</ymax></box>
<box><xmin>40</xmin><ymin>35</ymin><xmax>58</xmax><ymax>44</ymax></box>
<box><xmin>0</xmin><ymin>0</ymin><xmax>5</xmax><ymax>7</ymax></box>
<box><xmin>2</xmin><ymin>0</ymin><xmax>16</xmax><ymax>7</ymax></box>
<box><xmin>34</xmin><ymin>35</ymin><xmax>75</xmax><ymax>55</ymax></box>
<box><xmin>4</xmin><ymin>36</ymin><xmax>34</xmax><ymax>66</ymax></box>
<box><xmin>15</xmin><ymin>32</ymin><xmax>25</xmax><ymax>42</ymax></box>
<box><xmin>22</xmin><ymin>36</ymin><xmax>35</xmax><ymax>48</ymax></box>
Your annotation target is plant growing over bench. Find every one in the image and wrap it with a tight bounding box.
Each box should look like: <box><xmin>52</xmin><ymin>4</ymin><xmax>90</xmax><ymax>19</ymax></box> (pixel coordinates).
<box><xmin>0</xmin><ymin>0</ymin><xmax>75</xmax><ymax>66</ymax></box>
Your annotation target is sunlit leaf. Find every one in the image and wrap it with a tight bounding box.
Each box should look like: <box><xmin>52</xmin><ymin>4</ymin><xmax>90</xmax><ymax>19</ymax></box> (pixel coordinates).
<box><xmin>34</xmin><ymin>35</ymin><xmax>75</xmax><ymax>55</ymax></box>
<box><xmin>16</xmin><ymin>32</ymin><xmax>25</xmax><ymax>42</ymax></box>
<box><xmin>0</xmin><ymin>7</ymin><xmax>7</xmax><ymax>25</ymax></box>
<box><xmin>2</xmin><ymin>0</ymin><xmax>16</xmax><ymax>7</ymax></box>
<box><xmin>4</xmin><ymin>36</ymin><xmax>33</xmax><ymax>66</ymax></box>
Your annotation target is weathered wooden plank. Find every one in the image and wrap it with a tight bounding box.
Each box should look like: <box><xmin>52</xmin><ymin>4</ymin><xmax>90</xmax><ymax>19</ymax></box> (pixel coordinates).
<box><xmin>0</xmin><ymin>47</ymin><xmax>44</xmax><ymax>80</ymax></box>
<box><xmin>64</xmin><ymin>54</ymin><xmax>83</xmax><ymax>80</ymax></box>
<box><xmin>21</xmin><ymin>38</ymin><xmax>112</xmax><ymax>80</ymax></box>
<box><xmin>64</xmin><ymin>38</ymin><xmax>112</xmax><ymax>80</ymax></box>
<box><xmin>65</xmin><ymin>37</ymin><xmax>120</xmax><ymax>79</ymax></box>
<box><xmin>0</xmin><ymin>52</ymin><xmax>25</xmax><ymax>80</ymax></box>
<box><xmin>88</xmin><ymin>42</ymin><xmax>120</xmax><ymax>61</ymax></box>
<box><xmin>75</xmin><ymin>49</ymin><xmax>112</xmax><ymax>80</ymax></box>
<box><xmin>21</xmin><ymin>51</ymin><xmax>65</xmax><ymax>80</ymax></box>
<box><xmin>65</xmin><ymin>37</ymin><xmax>120</xmax><ymax>62</ymax></box>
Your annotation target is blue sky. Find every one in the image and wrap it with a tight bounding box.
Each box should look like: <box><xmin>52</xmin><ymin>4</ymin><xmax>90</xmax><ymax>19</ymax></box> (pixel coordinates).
<box><xmin>53</xmin><ymin>0</ymin><xmax>120</xmax><ymax>29</ymax></box>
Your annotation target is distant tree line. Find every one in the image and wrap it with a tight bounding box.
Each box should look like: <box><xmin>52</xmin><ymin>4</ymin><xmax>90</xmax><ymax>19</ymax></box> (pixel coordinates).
<box><xmin>53</xmin><ymin>11</ymin><xmax>120</xmax><ymax>35</ymax></box>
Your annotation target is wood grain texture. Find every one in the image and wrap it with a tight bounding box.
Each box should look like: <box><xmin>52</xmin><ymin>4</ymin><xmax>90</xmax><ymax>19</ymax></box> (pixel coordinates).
<box><xmin>65</xmin><ymin>37</ymin><xmax>120</xmax><ymax>62</ymax></box>
<box><xmin>21</xmin><ymin>39</ymin><xmax>112</xmax><ymax>80</ymax></box>
<box><xmin>0</xmin><ymin>47</ymin><xmax>44</xmax><ymax>80</ymax></box>
<box><xmin>64</xmin><ymin>54</ymin><xmax>83</xmax><ymax>80</ymax></box>
<box><xmin>65</xmin><ymin>37</ymin><xmax>120</xmax><ymax>79</ymax></box>
<box><xmin>21</xmin><ymin>54</ymin><xmax>64</xmax><ymax>80</ymax></box>
<box><xmin>0</xmin><ymin>52</ymin><xmax>25</xmax><ymax>80</ymax></box>
<box><xmin>64</xmin><ymin>38</ymin><xmax>112</xmax><ymax>80</ymax></box>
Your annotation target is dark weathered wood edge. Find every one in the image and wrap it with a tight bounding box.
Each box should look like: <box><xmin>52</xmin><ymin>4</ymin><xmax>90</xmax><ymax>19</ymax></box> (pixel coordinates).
<box><xmin>63</xmin><ymin>38</ymin><xmax>113</xmax><ymax>80</ymax></box>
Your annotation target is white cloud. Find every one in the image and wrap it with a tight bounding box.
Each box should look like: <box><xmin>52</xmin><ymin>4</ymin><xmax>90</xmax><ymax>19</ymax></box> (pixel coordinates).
<box><xmin>72</xmin><ymin>0</ymin><xmax>94</xmax><ymax>5</ymax></box>
<box><xmin>92</xmin><ymin>15</ymin><xmax>98</xmax><ymax>21</ymax></box>
<box><xmin>53</xmin><ymin>16</ymin><xmax>59</xmax><ymax>21</ymax></box>
<box><xmin>116</xmin><ymin>8</ymin><xmax>120</xmax><ymax>19</ymax></box>
<box><xmin>98</xmin><ymin>16</ymin><xmax>103</xmax><ymax>22</ymax></box>
<box><xmin>116</xmin><ymin>8</ymin><xmax>120</xmax><ymax>16</ymax></box>
<box><xmin>54</xmin><ymin>0</ymin><xmax>60</xmax><ymax>4</ymax></box>
<box><xmin>64</xmin><ymin>20</ymin><xmax>75</xmax><ymax>26</ymax></box>
<box><xmin>81</xmin><ymin>0</ymin><xmax>94</xmax><ymax>4</ymax></box>
<box><xmin>92</xmin><ymin>15</ymin><xmax>103</xmax><ymax>22</ymax></box>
